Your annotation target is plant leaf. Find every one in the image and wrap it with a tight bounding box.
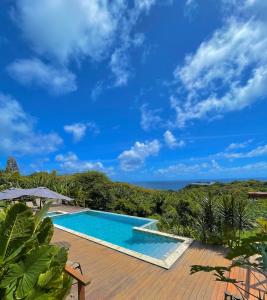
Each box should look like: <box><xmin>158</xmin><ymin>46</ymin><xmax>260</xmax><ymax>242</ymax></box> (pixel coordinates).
<box><xmin>0</xmin><ymin>203</ymin><xmax>34</xmax><ymax>263</ymax></box>
<box><xmin>33</xmin><ymin>200</ymin><xmax>53</xmax><ymax>231</ymax></box>
<box><xmin>36</xmin><ymin>218</ymin><xmax>54</xmax><ymax>244</ymax></box>
<box><xmin>15</xmin><ymin>245</ymin><xmax>53</xmax><ymax>298</ymax></box>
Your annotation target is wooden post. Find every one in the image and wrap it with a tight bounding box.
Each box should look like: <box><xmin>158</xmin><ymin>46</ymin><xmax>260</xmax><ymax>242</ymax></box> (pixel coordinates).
<box><xmin>64</xmin><ymin>264</ymin><xmax>91</xmax><ymax>300</ymax></box>
<box><xmin>78</xmin><ymin>282</ymin><xmax>86</xmax><ymax>300</ymax></box>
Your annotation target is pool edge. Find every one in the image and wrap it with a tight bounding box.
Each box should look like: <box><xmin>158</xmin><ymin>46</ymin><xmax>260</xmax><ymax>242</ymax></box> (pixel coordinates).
<box><xmin>53</xmin><ymin>209</ymin><xmax>193</xmax><ymax>269</ymax></box>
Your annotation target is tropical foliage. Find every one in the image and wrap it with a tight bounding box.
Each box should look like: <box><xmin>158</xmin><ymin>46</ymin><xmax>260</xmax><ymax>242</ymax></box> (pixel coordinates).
<box><xmin>191</xmin><ymin>218</ymin><xmax>267</xmax><ymax>299</ymax></box>
<box><xmin>0</xmin><ymin>200</ymin><xmax>72</xmax><ymax>300</ymax></box>
<box><xmin>0</xmin><ymin>170</ymin><xmax>267</xmax><ymax>246</ymax></box>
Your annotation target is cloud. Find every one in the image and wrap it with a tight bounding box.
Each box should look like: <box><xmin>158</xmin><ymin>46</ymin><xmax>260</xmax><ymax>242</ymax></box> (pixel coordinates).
<box><xmin>64</xmin><ymin>122</ymin><xmax>99</xmax><ymax>142</ymax></box>
<box><xmin>164</xmin><ymin>130</ymin><xmax>185</xmax><ymax>149</ymax></box>
<box><xmin>170</xmin><ymin>1</ymin><xmax>267</xmax><ymax>127</ymax></box>
<box><xmin>184</xmin><ymin>0</ymin><xmax>198</xmax><ymax>20</ymax></box>
<box><xmin>108</xmin><ymin>5</ymin><xmax>152</xmax><ymax>86</ymax></box>
<box><xmin>140</xmin><ymin>104</ymin><xmax>162</xmax><ymax>131</ymax></box>
<box><xmin>12</xmin><ymin>0</ymin><xmax>160</xmax><ymax>88</ymax></box>
<box><xmin>7</xmin><ymin>58</ymin><xmax>77</xmax><ymax>95</ymax></box>
<box><xmin>110</xmin><ymin>48</ymin><xmax>131</xmax><ymax>87</ymax></box>
<box><xmin>91</xmin><ymin>81</ymin><xmax>104</xmax><ymax>101</ymax></box>
<box><xmin>13</xmin><ymin>0</ymin><xmax>122</xmax><ymax>64</ymax></box>
<box><xmin>156</xmin><ymin>159</ymin><xmax>267</xmax><ymax>178</ymax></box>
<box><xmin>135</xmin><ymin>0</ymin><xmax>156</xmax><ymax>13</ymax></box>
<box><xmin>226</xmin><ymin>139</ymin><xmax>253</xmax><ymax>151</ymax></box>
<box><xmin>156</xmin><ymin>161</ymin><xmax>215</xmax><ymax>176</ymax></box>
<box><xmin>220</xmin><ymin>144</ymin><xmax>267</xmax><ymax>159</ymax></box>
<box><xmin>118</xmin><ymin>139</ymin><xmax>161</xmax><ymax>171</ymax></box>
<box><xmin>55</xmin><ymin>152</ymin><xmax>109</xmax><ymax>173</ymax></box>
<box><xmin>0</xmin><ymin>93</ymin><xmax>62</xmax><ymax>155</ymax></box>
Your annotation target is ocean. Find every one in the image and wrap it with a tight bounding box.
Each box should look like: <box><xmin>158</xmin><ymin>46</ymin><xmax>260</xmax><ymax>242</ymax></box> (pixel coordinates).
<box><xmin>130</xmin><ymin>179</ymin><xmax>256</xmax><ymax>191</ymax></box>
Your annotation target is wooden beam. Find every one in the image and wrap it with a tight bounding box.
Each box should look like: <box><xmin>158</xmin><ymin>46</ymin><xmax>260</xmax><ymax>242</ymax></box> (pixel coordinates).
<box><xmin>64</xmin><ymin>265</ymin><xmax>91</xmax><ymax>300</ymax></box>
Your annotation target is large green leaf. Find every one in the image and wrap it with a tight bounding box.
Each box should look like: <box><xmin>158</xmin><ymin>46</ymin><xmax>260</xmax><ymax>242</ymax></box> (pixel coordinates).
<box><xmin>0</xmin><ymin>203</ymin><xmax>34</xmax><ymax>263</ymax></box>
<box><xmin>0</xmin><ymin>208</ymin><xmax>7</xmax><ymax>223</ymax></box>
<box><xmin>0</xmin><ymin>263</ymin><xmax>23</xmax><ymax>288</ymax></box>
<box><xmin>36</xmin><ymin>218</ymin><xmax>54</xmax><ymax>244</ymax></box>
<box><xmin>50</xmin><ymin>246</ymin><xmax>68</xmax><ymax>268</ymax></box>
<box><xmin>0</xmin><ymin>246</ymin><xmax>54</xmax><ymax>297</ymax></box>
<box><xmin>16</xmin><ymin>245</ymin><xmax>54</xmax><ymax>298</ymax></box>
<box><xmin>37</xmin><ymin>266</ymin><xmax>61</xmax><ymax>288</ymax></box>
<box><xmin>34</xmin><ymin>200</ymin><xmax>52</xmax><ymax>231</ymax></box>
<box><xmin>24</xmin><ymin>288</ymin><xmax>55</xmax><ymax>300</ymax></box>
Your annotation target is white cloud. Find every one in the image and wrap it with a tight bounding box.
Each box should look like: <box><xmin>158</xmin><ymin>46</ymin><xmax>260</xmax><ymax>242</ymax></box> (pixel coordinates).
<box><xmin>221</xmin><ymin>144</ymin><xmax>267</xmax><ymax>159</ymax></box>
<box><xmin>156</xmin><ymin>159</ymin><xmax>267</xmax><ymax>178</ymax></box>
<box><xmin>184</xmin><ymin>0</ymin><xmax>198</xmax><ymax>19</ymax></box>
<box><xmin>226</xmin><ymin>139</ymin><xmax>252</xmax><ymax>150</ymax></box>
<box><xmin>157</xmin><ymin>161</ymin><xmax>212</xmax><ymax>175</ymax></box>
<box><xmin>0</xmin><ymin>93</ymin><xmax>62</xmax><ymax>155</ymax></box>
<box><xmin>12</xmin><ymin>0</ymin><xmax>160</xmax><ymax>88</ymax></box>
<box><xmin>228</xmin><ymin>0</ymin><xmax>267</xmax><ymax>20</ymax></box>
<box><xmin>64</xmin><ymin>122</ymin><xmax>99</xmax><ymax>142</ymax></box>
<box><xmin>140</xmin><ymin>104</ymin><xmax>162</xmax><ymax>131</ymax></box>
<box><xmin>171</xmin><ymin>1</ymin><xmax>267</xmax><ymax>127</ymax></box>
<box><xmin>118</xmin><ymin>139</ymin><xmax>161</xmax><ymax>171</ymax></box>
<box><xmin>135</xmin><ymin>0</ymin><xmax>156</xmax><ymax>13</ymax></box>
<box><xmin>7</xmin><ymin>58</ymin><xmax>76</xmax><ymax>95</ymax></box>
<box><xmin>163</xmin><ymin>130</ymin><xmax>185</xmax><ymax>149</ymax></box>
<box><xmin>55</xmin><ymin>152</ymin><xmax>108</xmax><ymax>173</ymax></box>
<box><xmin>108</xmin><ymin>3</ymin><xmax>153</xmax><ymax>86</ymax></box>
<box><xmin>13</xmin><ymin>0</ymin><xmax>122</xmax><ymax>64</ymax></box>
<box><xmin>110</xmin><ymin>48</ymin><xmax>131</xmax><ymax>87</ymax></box>
<box><xmin>91</xmin><ymin>81</ymin><xmax>104</xmax><ymax>101</ymax></box>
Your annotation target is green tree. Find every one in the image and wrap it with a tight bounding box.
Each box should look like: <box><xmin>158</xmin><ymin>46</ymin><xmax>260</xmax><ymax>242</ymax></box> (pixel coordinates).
<box><xmin>73</xmin><ymin>171</ymin><xmax>113</xmax><ymax>210</ymax></box>
<box><xmin>196</xmin><ymin>193</ymin><xmax>218</xmax><ymax>243</ymax></box>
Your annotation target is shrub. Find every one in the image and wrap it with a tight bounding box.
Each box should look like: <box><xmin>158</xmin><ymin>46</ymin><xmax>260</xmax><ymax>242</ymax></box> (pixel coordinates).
<box><xmin>0</xmin><ymin>201</ymin><xmax>71</xmax><ymax>299</ymax></box>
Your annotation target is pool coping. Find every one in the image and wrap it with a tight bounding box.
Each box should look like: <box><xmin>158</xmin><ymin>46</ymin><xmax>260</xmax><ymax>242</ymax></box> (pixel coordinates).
<box><xmin>52</xmin><ymin>209</ymin><xmax>193</xmax><ymax>269</ymax></box>
<box><xmin>48</xmin><ymin>210</ymin><xmax>68</xmax><ymax>215</ymax></box>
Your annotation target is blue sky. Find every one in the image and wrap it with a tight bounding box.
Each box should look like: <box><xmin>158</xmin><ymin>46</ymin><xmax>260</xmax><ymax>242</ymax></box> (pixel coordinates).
<box><xmin>1</xmin><ymin>0</ymin><xmax>267</xmax><ymax>181</ymax></box>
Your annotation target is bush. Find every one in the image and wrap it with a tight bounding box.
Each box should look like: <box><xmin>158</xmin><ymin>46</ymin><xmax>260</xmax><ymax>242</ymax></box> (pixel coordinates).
<box><xmin>0</xmin><ymin>201</ymin><xmax>71</xmax><ymax>299</ymax></box>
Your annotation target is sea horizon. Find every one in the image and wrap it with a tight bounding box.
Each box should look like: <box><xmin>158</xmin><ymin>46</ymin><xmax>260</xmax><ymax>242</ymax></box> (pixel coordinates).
<box><xmin>129</xmin><ymin>177</ymin><xmax>267</xmax><ymax>191</ymax></box>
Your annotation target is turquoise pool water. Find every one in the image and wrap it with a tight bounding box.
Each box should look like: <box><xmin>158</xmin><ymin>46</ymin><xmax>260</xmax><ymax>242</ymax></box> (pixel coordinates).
<box><xmin>52</xmin><ymin>210</ymin><xmax>181</xmax><ymax>260</ymax></box>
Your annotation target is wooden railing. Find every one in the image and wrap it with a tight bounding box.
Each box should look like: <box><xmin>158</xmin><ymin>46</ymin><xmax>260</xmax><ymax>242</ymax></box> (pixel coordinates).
<box><xmin>65</xmin><ymin>265</ymin><xmax>91</xmax><ymax>300</ymax></box>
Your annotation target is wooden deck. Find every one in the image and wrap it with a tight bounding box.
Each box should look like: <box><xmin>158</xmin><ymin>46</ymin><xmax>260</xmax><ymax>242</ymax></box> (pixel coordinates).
<box><xmin>51</xmin><ymin>206</ymin><xmax>229</xmax><ymax>299</ymax></box>
<box><xmin>226</xmin><ymin>266</ymin><xmax>267</xmax><ymax>299</ymax></box>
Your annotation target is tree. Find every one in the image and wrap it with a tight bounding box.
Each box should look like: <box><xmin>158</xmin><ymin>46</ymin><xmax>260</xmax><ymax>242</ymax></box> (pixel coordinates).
<box><xmin>5</xmin><ymin>157</ymin><xmax>19</xmax><ymax>174</ymax></box>
<box><xmin>0</xmin><ymin>201</ymin><xmax>72</xmax><ymax>299</ymax></box>
<box><xmin>196</xmin><ymin>193</ymin><xmax>218</xmax><ymax>243</ymax></box>
<box><xmin>73</xmin><ymin>171</ymin><xmax>113</xmax><ymax>209</ymax></box>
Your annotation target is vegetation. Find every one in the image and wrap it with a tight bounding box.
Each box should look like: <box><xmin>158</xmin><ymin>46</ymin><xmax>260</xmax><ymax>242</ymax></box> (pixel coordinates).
<box><xmin>0</xmin><ymin>167</ymin><xmax>266</xmax><ymax>298</ymax></box>
<box><xmin>191</xmin><ymin>218</ymin><xmax>267</xmax><ymax>299</ymax></box>
<box><xmin>0</xmin><ymin>200</ymin><xmax>72</xmax><ymax>299</ymax></box>
<box><xmin>0</xmin><ymin>169</ymin><xmax>267</xmax><ymax>246</ymax></box>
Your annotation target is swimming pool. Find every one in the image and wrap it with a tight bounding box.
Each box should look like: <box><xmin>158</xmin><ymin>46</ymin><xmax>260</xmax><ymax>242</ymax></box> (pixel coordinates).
<box><xmin>52</xmin><ymin>210</ymin><xmax>193</xmax><ymax>268</ymax></box>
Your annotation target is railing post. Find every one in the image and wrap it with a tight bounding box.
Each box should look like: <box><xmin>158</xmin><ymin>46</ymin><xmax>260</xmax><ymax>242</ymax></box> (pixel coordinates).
<box><xmin>64</xmin><ymin>264</ymin><xmax>91</xmax><ymax>300</ymax></box>
<box><xmin>78</xmin><ymin>282</ymin><xmax>86</xmax><ymax>300</ymax></box>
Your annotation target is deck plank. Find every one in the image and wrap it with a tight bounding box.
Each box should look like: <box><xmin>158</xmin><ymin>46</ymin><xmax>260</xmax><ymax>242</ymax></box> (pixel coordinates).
<box><xmin>52</xmin><ymin>225</ymin><xmax>228</xmax><ymax>299</ymax></box>
<box><xmin>50</xmin><ymin>206</ymin><xmax>234</xmax><ymax>299</ymax></box>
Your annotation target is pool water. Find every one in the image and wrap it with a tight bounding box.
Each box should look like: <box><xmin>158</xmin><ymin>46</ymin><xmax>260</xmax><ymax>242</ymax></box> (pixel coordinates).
<box><xmin>52</xmin><ymin>210</ymin><xmax>181</xmax><ymax>260</ymax></box>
